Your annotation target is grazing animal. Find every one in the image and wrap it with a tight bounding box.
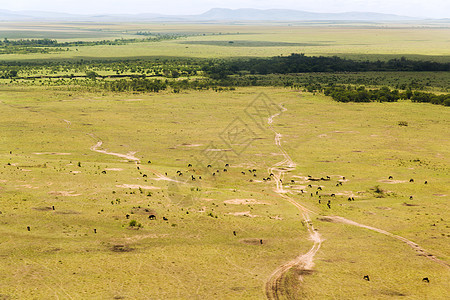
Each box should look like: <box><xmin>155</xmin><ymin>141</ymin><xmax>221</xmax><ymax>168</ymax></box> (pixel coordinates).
<box><xmin>148</xmin><ymin>161</ymin><xmax>151</xmax><ymax>164</ymax></box>
<box><xmin>188</xmin><ymin>164</ymin><xmax>192</xmax><ymax>167</ymax></box>
<box><xmin>223</xmin><ymin>169</ymin><xmax>227</xmax><ymax>172</ymax></box>
<box><xmin>126</xmin><ymin>214</ymin><xmax>130</xmax><ymax>219</ymax></box>
<box><xmin>102</xmin><ymin>170</ymin><xmax>106</xmax><ymax>174</ymax></box>
<box><xmin>327</xmin><ymin>203</ymin><xmax>331</xmax><ymax>209</ymax></box>
<box><xmin>163</xmin><ymin>217</ymin><xmax>168</xmax><ymax>221</ymax></box>
<box><xmin>178</xmin><ymin>172</ymin><xmax>183</xmax><ymax>176</ymax></box>
<box><xmin>199</xmin><ymin>176</ymin><xmax>202</xmax><ymax>180</ymax></box>
<box><xmin>143</xmin><ymin>174</ymin><xmax>147</xmax><ymax>177</ymax></box>
<box><xmin>233</xmin><ymin>231</ymin><xmax>236</xmax><ymax>236</ymax></box>
<box><xmin>316</xmin><ymin>191</ymin><xmax>319</xmax><ymax>195</ymax></box>
<box><xmin>27</xmin><ymin>226</ymin><xmax>31</xmax><ymax>231</ymax></box>
<box><xmin>317</xmin><ymin>187</ymin><xmax>322</xmax><ymax>191</ymax></box>
<box><xmin>176</xmin><ymin>170</ymin><xmax>181</xmax><ymax>173</ymax></box>
<box><xmin>318</xmin><ymin>199</ymin><xmax>321</xmax><ymax>204</ymax></box>
<box><xmin>291</xmin><ymin>180</ymin><xmax>295</xmax><ymax>183</ymax></box>
<box><xmin>308</xmin><ymin>184</ymin><xmax>312</xmax><ymax>188</ymax></box>
<box><xmin>149</xmin><ymin>215</ymin><xmax>156</xmax><ymax>220</ymax></box>
<box><xmin>207</xmin><ymin>164</ymin><xmax>212</xmax><ymax>168</ymax></box>
<box><xmin>52</xmin><ymin>206</ymin><xmax>55</xmax><ymax>210</ymax></box>
<box><xmin>348</xmin><ymin>197</ymin><xmax>352</xmax><ymax>201</ymax></box>
<box><xmin>389</xmin><ymin>176</ymin><xmax>393</xmax><ymax>179</ymax></box>
<box><xmin>351</xmin><ymin>197</ymin><xmax>355</xmax><ymax>201</ymax></box>
<box><xmin>363</xmin><ymin>275</ymin><xmax>370</xmax><ymax>281</ymax></box>
<box><xmin>263</xmin><ymin>178</ymin><xmax>267</xmax><ymax>182</ymax></box>
<box><xmin>410</xmin><ymin>196</ymin><xmax>413</xmax><ymax>200</ymax></box>
<box><xmin>422</xmin><ymin>277</ymin><xmax>429</xmax><ymax>283</ymax></box>
<box><xmin>191</xmin><ymin>175</ymin><xmax>195</xmax><ymax>181</ymax></box>
<box><xmin>326</xmin><ymin>176</ymin><xmax>330</xmax><ymax>179</ymax></box>
<box><xmin>165</xmin><ymin>172</ymin><xmax>168</xmax><ymax>176</ymax></box>
<box><xmin>212</xmin><ymin>173</ymin><xmax>216</xmax><ymax>176</ymax></box>
<box><xmin>260</xmin><ymin>239</ymin><xmax>263</xmax><ymax>245</ymax></box>
<box><xmin>137</xmin><ymin>166</ymin><xmax>140</xmax><ymax>170</ymax></box>
<box><xmin>253</xmin><ymin>174</ymin><xmax>257</xmax><ymax>177</ymax></box>
<box><xmin>241</xmin><ymin>171</ymin><xmax>245</xmax><ymax>175</ymax></box>
<box><xmin>225</xmin><ymin>164</ymin><xmax>229</xmax><ymax>167</ymax></box>
<box><xmin>410</xmin><ymin>178</ymin><xmax>414</xmax><ymax>182</ymax></box>
<box><xmin>270</xmin><ymin>173</ymin><xmax>274</xmax><ymax>177</ymax></box>
<box><xmin>424</xmin><ymin>181</ymin><xmax>428</xmax><ymax>184</ymax></box>
<box><xmin>253</xmin><ymin>169</ymin><xmax>256</xmax><ymax>172</ymax></box>
<box><xmin>310</xmin><ymin>193</ymin><xmax>313</xmax><ymax>197</ymax></box>
<box><xmin>331</xmin><ymin>194</ymin><xmax>335</xmax><ymax>197</ymax></box>
<box><xmin>94</xmin><ymin>229</ymin><xmax>97</xmax><ymax>234</ymax></box>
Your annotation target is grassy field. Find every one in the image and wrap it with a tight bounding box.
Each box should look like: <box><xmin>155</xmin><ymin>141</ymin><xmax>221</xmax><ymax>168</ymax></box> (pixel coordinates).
<box><xmin>1</xmin><ymin>22</ymin><xmax>450</xmax><ymax>61</ymax></box>
<box><xmin>0</xmin><ymin>86</ymin><xmax>448</xmax><ymax>299</ymax></box>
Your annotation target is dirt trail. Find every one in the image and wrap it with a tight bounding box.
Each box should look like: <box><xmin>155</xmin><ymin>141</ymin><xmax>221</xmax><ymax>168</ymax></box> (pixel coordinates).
<box><xmin>90</xmin><ymin>139</ymin><xmax>140</xmax><ymax>162</ymax></box>
<box><xmin>321</xmin><ymin>216</ymin><xmax>449</xmax><ymax>268</ymax></box>
<box><xmin>265</xmin><ymin>104</ymin><xmax>323</xmax><ymax>300</ymax></box>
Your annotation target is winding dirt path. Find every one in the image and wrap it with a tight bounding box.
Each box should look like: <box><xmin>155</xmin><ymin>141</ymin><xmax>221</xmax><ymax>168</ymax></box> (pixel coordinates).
<box><xmin>90</xmin><ymin>139</ymin><xmax>140</xmax><ymax>162</ymax></box>
<box><xmin>321</xmin><ymin>216</ymin><xmax>449</xmax><ymax>268</ymax></box>
<box><xmin>265</xmin><ymin>104</ymin><xmax>323</xmax><ymax>300</ymax></box>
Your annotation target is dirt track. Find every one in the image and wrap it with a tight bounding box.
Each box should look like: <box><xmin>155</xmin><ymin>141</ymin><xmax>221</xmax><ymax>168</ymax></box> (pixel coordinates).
<box><xmin>321</xmin><ymin>216</ymin><xmax>449</xmax><ymax>268</ymax></box>
<box><xmin>265</xmin><ymin>104</ymin><xmax>323</xmax><ymax>300</ymax></box>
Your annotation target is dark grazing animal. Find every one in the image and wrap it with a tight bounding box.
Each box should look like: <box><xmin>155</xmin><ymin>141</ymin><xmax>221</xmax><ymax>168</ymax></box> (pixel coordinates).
<box><xmin>363</xmin><ymin>275</ymin><xmax>370</xmax><ymax>281</ymax></box>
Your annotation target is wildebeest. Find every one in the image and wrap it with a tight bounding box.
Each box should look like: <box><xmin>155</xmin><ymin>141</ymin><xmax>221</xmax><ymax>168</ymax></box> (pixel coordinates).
<box><xmin>308</xmin><ymin>184</ymin><xmax>312</xmax><ymax>188</ymax></box>
<box><xmin>94</xmin><ymin>229</ymin><xmax>97</xmax><ymax>234</ymax></box>
<box><xmin>241</xmin><ymin>171</ymin><xmax>245</xmax><ymax>175</ymax></box>
<box><xmin>233</xmin><ymin>231</ymin><xmax>236</xmax><ymax>236</ymax></box>
<box><xmin>410</xmin><ymin>178</ymin><xmax>414</xmax><ymax>182</ymax></box>
<box><xmin>143</xmin><ymin>174</ymin><xmax>147</xmax><ymax>177</ymax></box>
<box><xmin>260</xmin><ymin>239</ymin><xmax>263</xmax><ymax>244</ymax></box>
<box><xmin>410</xmin><ymin>196</ymin><xmax>413</xmax><ymax>200</ymax></box>
<box><xmin>363</xmin><ymin>275</ymin><xmax>370</xmax><ymax>281</ymax></box>
<box><xmin>207</xmin><ymin>164</ymin><xmax>212</xmax><ymax>168</ymax></box>
<box><xmin>348</xmin><ymin>197</ymin><xmax>352</xmax><ymax>201</ymax></box>
<box><xmin>191</xmin><ymin>175</ymin><xmax>195</xmax><ymax>181</ymax></box>
<box><xmin>27</xmin><ymin>226</ymin><xmax>31</xmax><ymax>231</ymax></box>
<box><xmin>52</xmin><ymin>206</ymin><xmax>55</xmax><ymax>210</ymax></box>
<box><xmin>178</xmin><ymin>172</ymin><xmax>183</xmax><ymax>176</ymax></box>
<box><xmin>424</xmin><ymin>181</ymin><xmax>428</xmax><ymax>184</ymax></box>
<box><xmin>102</xmin><ymin>170</ymin><xmax>106</xmax><ymax>174</ymax></box>
<box><xmin>137</xmin><ymin>166</ymin><xmax>140</xmax><ymax>170</ymax></box>
<box><xmin>223</xmin><ymin>169</ymin><xmax>227</xmax><ymax>172</ymax></box>
<box><xmin>422</xmin><ymin>277</ymin><xmax>429</xmax><ymax>283</ymax></box>
<box><xmin>389</xmin><ymin>176</ymin><xmax>393</xmax><ymax>179</ymax></box>
<box><xmin>149</xmin><ymin>215</ymin><xmax>156</xmax><ymax>220</ymax></box>
<box><xmin>148</xmin><ymin>160</ymin><xmax>151</xmax><ymax>164</ymax></box>
<box><xmin>225</xmin><ymin>164</ymin><xmax>229</xmax><ymax>167</ymax></box>
<box><xmin>270</xmin><ymin>173</ymin><xmax>274</xmax><ymax>177</ymax></box>
<box><xmin>291</xmin><ymin>180</ymin><xmax>295</xmax><ymax>183</ymax></box>
<box><xmin>163</xmin><ymin>217</ymin><xmax>168</xmax><ymax>221</ymax></box>
<box><xmin>317</xmin><ymin>187</ymin><xmax>322</xmax><ymax>191</ymax></box>
<box><xmin>126</xmin><ymin>214</ymin><xmax>130</xmax><ymax>219</ymax></box>
<box><xmin>188</xmin><ymin>164</ymin><xmax>192</xmax><ymax>167</ymax></box>
<box><xmin>331</xmin><ymin>194</ymin><xmax>335</xmax><ymax>197</ymax></box>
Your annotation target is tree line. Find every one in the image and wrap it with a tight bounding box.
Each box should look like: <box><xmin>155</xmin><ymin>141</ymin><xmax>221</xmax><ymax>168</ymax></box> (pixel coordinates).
<box><xmin>324</xmin><ymin>85</ymin><xmax>449</xmax><ymax>106</ymax></box>
<box><xmin>203</xmin><ymin>54</ymin><xmax>450</xmax><ymax>78</ymax></box>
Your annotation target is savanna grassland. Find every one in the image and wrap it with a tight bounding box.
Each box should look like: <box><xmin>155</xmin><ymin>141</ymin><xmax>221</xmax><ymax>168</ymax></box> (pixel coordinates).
<box><xmin>0</xmin><ymin>21</ymin><xmax>449</xmax><ymax>299</ymax></box>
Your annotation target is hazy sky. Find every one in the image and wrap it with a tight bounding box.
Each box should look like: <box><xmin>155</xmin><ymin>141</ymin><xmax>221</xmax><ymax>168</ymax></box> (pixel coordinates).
<box><xmin>1</xmin><ymin>0</ymin><xmax>449</xmax><ymax>18</ymax></box>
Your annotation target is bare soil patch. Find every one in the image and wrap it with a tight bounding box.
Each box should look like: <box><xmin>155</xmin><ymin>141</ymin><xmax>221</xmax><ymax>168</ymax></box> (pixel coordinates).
<box><xmin>228</xmin><ymin>211</ymin><xmax>259</xmax><ymax>218</ymax></box>
<box><xmin>48</xmin><ymin>191</ymin><xmax>81</xmax><ymax>196</ymax></box>
<box><xmin>224</xmin><ymin>199</ymin><xmax>269</xmax><ymax>205</ymax></box>
<box><xmin>116</xmin><ymin>184</ymin><xmax>160</xmax><ymax>190</ymax></box>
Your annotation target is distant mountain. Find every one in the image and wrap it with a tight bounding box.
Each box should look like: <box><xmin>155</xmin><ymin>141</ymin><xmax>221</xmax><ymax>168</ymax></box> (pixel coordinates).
<box><xmin>0</xmin><ymin>8</ymin><xmax>426</xmax><ymax>22</ymax></box>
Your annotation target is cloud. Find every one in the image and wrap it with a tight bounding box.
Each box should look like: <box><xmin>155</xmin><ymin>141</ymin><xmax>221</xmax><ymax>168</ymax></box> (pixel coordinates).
<box><xmin>1</xmin><ymin>0</ymin><xmax>449</xmax><ymax>18</ymax></box>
